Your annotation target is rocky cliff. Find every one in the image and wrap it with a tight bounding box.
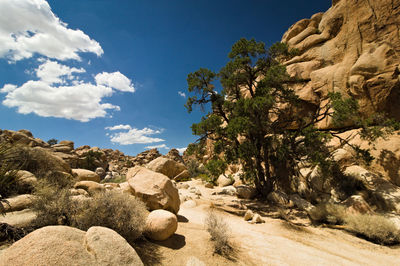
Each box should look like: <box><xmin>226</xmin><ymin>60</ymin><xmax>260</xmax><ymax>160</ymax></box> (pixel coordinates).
<box><xmin>282</xmin><ymin>0</ymin><xmax>400</xmax><ymax>128</ymax></box>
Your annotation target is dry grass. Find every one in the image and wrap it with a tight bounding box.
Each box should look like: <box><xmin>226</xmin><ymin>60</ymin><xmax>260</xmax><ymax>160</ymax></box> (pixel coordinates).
<box><xmin>344</xmin><ymin>214</ymin><xmax>400</xmax><ymax>245</ymax></box>
<box><xmin>205</xmin><ymin>211</ymin><xmax>237</xmax><ymax>260</ymax></box>
<box><xmin>31</xmin><ymin>183</ymin><xmax>148</xmax><ymax>242</ymax></box>
<box><xmin>31</xmin><ymin>181</ymin><xmax>75</xmax><ymax>227</ymax></box>
<box><xmin>72</xmin><ymin>190</ymin><xmax>148</xmax><ymax>242</ymax></box>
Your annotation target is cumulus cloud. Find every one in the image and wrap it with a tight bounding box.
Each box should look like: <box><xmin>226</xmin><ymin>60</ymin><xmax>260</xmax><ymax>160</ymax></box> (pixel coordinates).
<box><xmin>95</xmin><ymin>72</ymin><xmax>135</xmax><ymax>92</ymax></box>
<box><xmin>145</xmin><ymin>144</ymin><xmax>169</xmax><ymax>150</ymax></box>
<box><xmin>105</xmin><ymin>125</ymin><xmax>164</xmax><ymax>145</ymax></box>
<box><xmin>36</xmin><ymin>59</ymin><xmax>85</xmax><ymax>84</ymax></box>
<box><xmin>0</xmin><ymin>60</ymin><xmax>134</xmax><ymax>122</ymax></box>
<box><xmin>176</xmin><ymin>147</ymin><xmax>187</xmax><ymax>154</ymax></box>
<box><xmin>105</xmin><ymin>124</ymin><xmax>132</xmax><ymax>131</ymax></box>
<box><xmin>0</xmin><ymin>0</ymin><xmax>103</xmax><ymax>62</ymax></box>
<box><xmin>178</xmin><ymin>91</ymin><xmax>186</xmax><ymax>98</ymax></box>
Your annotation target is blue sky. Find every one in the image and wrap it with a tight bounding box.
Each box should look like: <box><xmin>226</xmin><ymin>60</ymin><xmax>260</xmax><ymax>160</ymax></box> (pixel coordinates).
<box><xmin>0</xmin><ymin>0</ymin><xmax>331</xmax><ymax>156</ymax></box>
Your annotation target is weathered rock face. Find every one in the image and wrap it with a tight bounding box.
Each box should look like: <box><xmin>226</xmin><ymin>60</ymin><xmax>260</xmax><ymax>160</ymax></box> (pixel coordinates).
<box><xmin>282</xmin><ymin>0</ymin><xmax>400</xmax><ymax>128</ymax></box>
<box><xmin>0</xmin><ymin>226</ymin><xmax>143</xmax><ymax>266</ymax></box>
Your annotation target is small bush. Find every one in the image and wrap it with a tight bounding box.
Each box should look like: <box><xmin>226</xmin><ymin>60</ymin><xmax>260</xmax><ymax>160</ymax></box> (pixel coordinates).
<box><xmin>205</xmin><ymin>211</ymin><xmax>235</xmax><ymax>258</ymax></box>
<box><xmin>81</xmin><ymin>150</ymin><xmax>103</xmax><ymax>171</ymax></box>
<box><xmin>47</xmin><ymin>139</ymin><xmax>58</xmax><ymax>145</ymax></box>
<box><xmin>308</xmin><ymin>203</ymin><xmax>346</xmax><ymax>224</ymax></box>
<box><xmin>100</xmin><ymin>174</ymin><xmax>126</xmax><ymax>184</ymax></box>
<box><xmin>73</xmin><ymin>190</ymin><xmax>148</xmax><ymax>242</ymax></box>
<box><xmin>344</xmin><ymin>214</ymin><xmax>400</xmax><ymax>245</ymax></box>
<box><xmin>0</xmin><ymin>143</ymin><xmax>22</xmax><ymax>198</ymax></box>
<box><xmin>31</xmin><ymin>181</ymin><xmax>75</xmax><ymax>227</ymax></box>
<box><xmin>32</xmin><ymin>183</ymin><xmax>148</xmax><ymax>242</ymax></box>
<box><xmin>186</xmin><ymin>159</ymin><xmax>206</xmax><ymax>178</ymax></box>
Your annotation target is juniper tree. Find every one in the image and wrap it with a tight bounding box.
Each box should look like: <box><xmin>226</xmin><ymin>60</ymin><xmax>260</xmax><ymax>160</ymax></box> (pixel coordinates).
<box><xmin>185</xmin><ymin>38</ymin><xmax>398</xmax><ymax>196</ymax></box>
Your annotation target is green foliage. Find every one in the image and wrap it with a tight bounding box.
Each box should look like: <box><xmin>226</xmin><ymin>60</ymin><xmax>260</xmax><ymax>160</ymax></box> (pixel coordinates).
<box><xmin>81</xmin><ymin>150</ymin><xmax>103</xmax><ymax>171</ymax></box>
<box><xmin>46</xmin><ymin>138</ymin><xmax>58</xmax><ymax>145</ymax></box>
<box><xmin>205</xmin><ymin>158</ymin><xmax>226</xmax><ymax>184</ymax></box>
<box><xmin>185</xmin><ymin>38</ymin><xmax>398</xmax><ymax>196</ymax></box>
<box><xmin>185</xmin><ymin>159</ymin><xmax>206</xmax><ymax>178</ymax></box>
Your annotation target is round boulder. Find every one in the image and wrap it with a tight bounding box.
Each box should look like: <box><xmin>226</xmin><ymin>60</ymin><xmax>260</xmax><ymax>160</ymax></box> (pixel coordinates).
<box><xmin>145</xmin><ymin>210</ymin><xmax>178</xmax><ymax>241</ymax></box>
<box><xmin>0</xmin><ymin>226</ymin><xmax>143</xmax><ymax>266</ymax></box>
<box><xmin>72</xmin><ymin>169</ymin><xmax>100</xmax><ymax>182</ymax></box>
<box><xmin>127</xmin><ymin>166</ymin><xmax>180</xmax><ymax>214</ymax></box>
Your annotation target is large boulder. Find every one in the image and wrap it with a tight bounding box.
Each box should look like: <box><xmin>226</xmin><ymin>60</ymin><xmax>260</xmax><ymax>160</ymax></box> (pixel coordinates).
<box><xmin>145</xmin><ymin>210</ymin><xmax>178</xmax><ymax>241</ymax></box>
<box><xmin>51</xmin><ymin>141</ymin><xmax>74</xmax><ymax>153</ymax></box>
<box><xmin>0</xmin><ymin>226</ymin><xmax>143</xmax><ymax>266</ymax></box>
<box><xmin>217</xmin><ymin>174</ymin><xmax>234</xmax><ymax>187</ymax></box>
<box><xmin>282</xmin><ymin>0</ymin><xmax>400</xmax><ymax>129</ymax></box>
<box><xmin>74</xmin><ymin>181</ymin><xmax>104</xmax><ymax>195</ymax></box>
<box><xmin>127</xmin><ymin>166</ymin><xmax>180</xmax><ymax>214</ymax></box>
<box><xmin>14</xmin><ymin>170</ymin><xmax>37</xmax><ymax>190</ymax></box>
<box><xmin>344</xmin><ymin>165</ymin><xmax>400</xmax><ymax>213</ymax></box>
<box><xmin>72</xmin><ymin>169</ymin><xmax>101</xmax><ymax>182</ymax></box>
<box><xmin>95</xmin><ymin>167</ymin><xmax>106</xmax><ymax>179</ymax></box>
<box><xmin>146</xmin><ymin>157</ymin><xmax>187</xmax><ymax>179</ymax></box>
<box><xmin>165</xmin><ymin>148</ymin><xmax>185</xmax><ymax>164</ymax></box>
<box><xmin>20</xmin><ymin>146</ymin><xmax>71</xmax><ymax>174</ymax></box>
<box><xmin>343</xmin><ymin>195</ymin><xmax>374</xmax><ymax>215</ymax></box>
<box><xmin>236</xmin><ymin>185</ymin><xmax>257</xmax><ymax>199</ymax></box>
<box><xmin>0</xmin><ymin>194</ymin><xmax>33</xmax><ymax>213</ymax></box>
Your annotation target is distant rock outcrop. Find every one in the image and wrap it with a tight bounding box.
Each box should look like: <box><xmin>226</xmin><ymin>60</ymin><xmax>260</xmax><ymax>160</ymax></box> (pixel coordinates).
<box><xmin>282</xmin><ymin>0</ymin><xmax>400</xmax><ymax>128</ymax></box>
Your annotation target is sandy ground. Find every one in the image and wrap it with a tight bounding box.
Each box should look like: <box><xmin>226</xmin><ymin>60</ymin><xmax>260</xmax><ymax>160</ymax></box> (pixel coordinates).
<box><xmin>1</xmin><ymin>180</ymin><xmax>399</xmax><ymax>265</ymax></box>
<box><xmin>154</xmin><ymin>180</ymin><xmax>400</xmax><ymax>266</ymax></box>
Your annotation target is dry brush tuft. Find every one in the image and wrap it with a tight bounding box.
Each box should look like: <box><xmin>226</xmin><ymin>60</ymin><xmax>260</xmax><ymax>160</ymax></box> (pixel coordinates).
<box><xmin>205</xmin><ymin>210</ymin><xmax>237</xmax><ymax>259</ymax></box>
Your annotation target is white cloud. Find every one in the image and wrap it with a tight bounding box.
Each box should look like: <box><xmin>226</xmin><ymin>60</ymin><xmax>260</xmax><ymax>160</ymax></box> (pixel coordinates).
<box><xmin>105</xmin><ymin>126</ymin><xmax>164</xmax><ymax>145</ymax></box>
<box><xmin>36</xmin><ymin>59</ymin><xmax>85</xmax><ymax>84</ymax></box>
<box><xmin>178</xmin><ymin>91</ymin><xmax>186</xmax><ymax>98</ymax></box>
<box><xmin>176</xmin><ymin>147</ymin><xmax>187</xmax><ymax>154</ymax></box>
<box><xmin>1</xmin><ymin>80</ymin><xmax>118</xmax><ymax>122</ymax></box>
<box><xmin>95</xmin><ymin>72</ymin><xmax>134</xmax><ymax>92</ymax></box>
<box><xmin>0</xmin><ymin>60</ymin><xmax>134</xmax><ymax>122</ymax></box>
<box><xmin>105</xmin><ymin>124</ymin><xmax>132</xmax><ymax>131</ymax></box>
<box><xmin>0</xmin><ymin>0</ymin><xmax>103</xmax><ymax>62</ymax></box>
<box><xmin>145</xmin><ymin>144</ymin><xmax>169</xmax><ymax>150</ymax></box>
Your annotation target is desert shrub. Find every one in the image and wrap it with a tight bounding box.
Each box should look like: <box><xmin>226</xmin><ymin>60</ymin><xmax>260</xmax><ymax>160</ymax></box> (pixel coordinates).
<box><xmin>7</xmin><ymin>146</ymin><xmax>61</xmax><ymax>178</ymax></box>
<box><xmin>100</xmin><ymin>174</ymin><xmax>126</xmax><ymax>184</ymax></box>
<box><xmin>198</xmin><ymin>173</ymin><xmax>215</xmax><ymax>184</ymax></box>
<box><xmin>186</xmin><ymin>159</ymin><xmax>206</xmax><ymax>178</ymax></box>
<box><xmin>81</xmin><ymin>150</ymin><xmax>103</xmax><ymax>171</ymax></box>
<box><xmin>344</xmin><ymin>214</ymin><xmax>400</xmax><ymax>245</ymax></box>
<box><xmin>73</xmin><ymin>190</ymin><xmax>147</xmax><ymax>242</ymax></box>
<box><xmin>0</xmin><ymin>143</ymin><xmax>22</xmax><ymax>198</ymax></box>
<box><xmin>32</xmin><ymin>184</ymin><xmax>148</xmax><ymax>242</ymax></box>
<box><xmin>205</xmin><ymin>211</ymin><xmax>235</xmax><ymax>258</ymax></box>
<box><xmin>42</xmin><ymin>171</ymin><xmax>74</xmax><ymax>189</ymax></box>
<box><xmin>308</xmin><ymin>203</ymin><xmax>346</xmax><ymax>224</ymax></box>
<box><xmin>31</xmin><ymin>181</ymin><xmax>75</xmax><ymax>227</ymax></box>
<box><xmin>47</xmin><ymin>138</ymin><xmax>58</xmax><ymax>145</ymax></box>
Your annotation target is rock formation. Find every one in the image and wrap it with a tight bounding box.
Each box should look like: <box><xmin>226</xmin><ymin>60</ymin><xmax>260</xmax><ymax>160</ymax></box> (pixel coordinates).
<box><xmin>282</xmin><ymin>0</ymin><xmax>400</xmax><ymax>128</ymax></box>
